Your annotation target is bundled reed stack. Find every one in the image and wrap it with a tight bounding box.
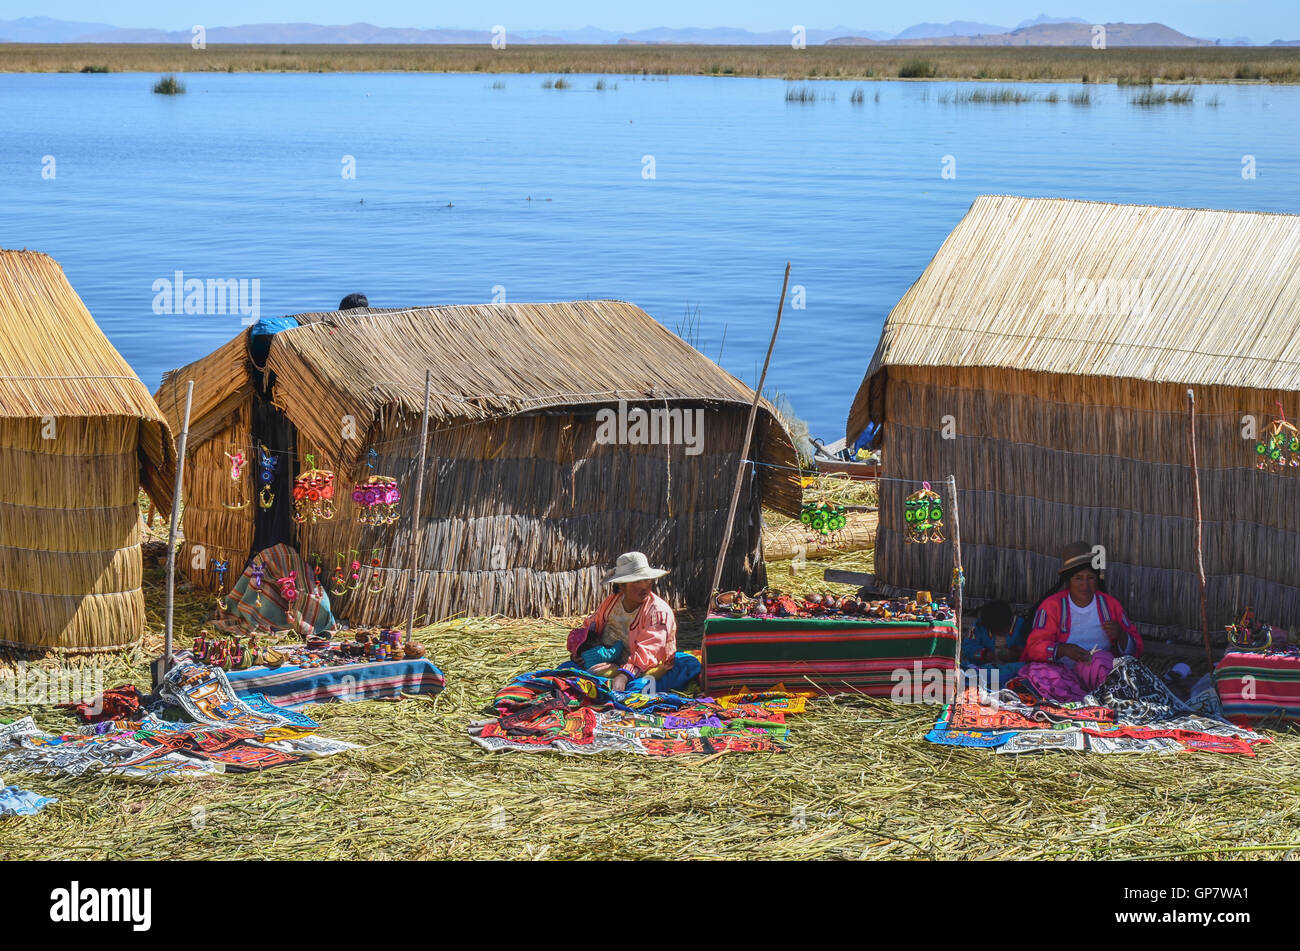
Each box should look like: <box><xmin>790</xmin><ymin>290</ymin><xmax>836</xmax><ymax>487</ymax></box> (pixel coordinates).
<box><xmin>848</xmin><ymin>196</ymin><xmax>1300</xmax><ymax>644</ymax></box>
<box><xmin>156</xmin><ymin>301</ymin><xmax>801</xmax><ymax>624</ymax></box>
<box><xmin>0</xmin><ymin>251</ymin><xmax>174</xmax><ymax>651</ymax></box>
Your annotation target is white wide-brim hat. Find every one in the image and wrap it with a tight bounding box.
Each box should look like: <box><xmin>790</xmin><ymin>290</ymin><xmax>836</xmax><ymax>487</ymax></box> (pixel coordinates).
<box><xmin>603</xmin><ymin>551</ymin><xmax>669</xmax><ymax>585</ymax></box>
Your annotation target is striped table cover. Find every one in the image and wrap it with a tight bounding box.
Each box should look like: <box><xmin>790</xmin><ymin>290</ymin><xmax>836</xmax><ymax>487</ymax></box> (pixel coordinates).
<box><xmin>1214</xmin><ymin>651</ymin><xmax>1300</xmax><ymax>726</ymax></box>
<box><xmin>702</xmin><ymin>615</ymin><xmax>958</xmax><ymax>696</ymax></box>
<box><xmin>224</xmin><ymin>657</ymin><xmax>446</xmax><ymax>709</ymax></box>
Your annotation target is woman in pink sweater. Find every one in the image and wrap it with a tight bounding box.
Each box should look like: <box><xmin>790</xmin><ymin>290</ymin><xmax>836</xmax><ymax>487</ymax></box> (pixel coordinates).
<box><xmin>566</xmin><ymin>552</ymin><xmax>698</xmax><ymax>693</ymax></box>
<box><xmin>1019</xmin><ymin>541</ymin><xmax>1142</xmax><ymax>701</ymax></box>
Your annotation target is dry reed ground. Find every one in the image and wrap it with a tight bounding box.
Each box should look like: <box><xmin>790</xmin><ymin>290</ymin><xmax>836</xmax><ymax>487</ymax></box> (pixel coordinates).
<box><xmin>2</xmin><ymin>518</ymin><xmax>1299</xmax><ymax>859</ymax></box>
<box><xmin>5</xmin><ymin>44</ymin><xmax>1300</xmax><ymax>84</ymax></box>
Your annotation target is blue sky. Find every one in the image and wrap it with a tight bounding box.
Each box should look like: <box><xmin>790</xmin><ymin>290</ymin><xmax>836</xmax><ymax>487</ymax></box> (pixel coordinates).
<box><xmin>5</xmin><ymin>1</ymin><xmax>1298</xmax><ymax>39</ymax></box>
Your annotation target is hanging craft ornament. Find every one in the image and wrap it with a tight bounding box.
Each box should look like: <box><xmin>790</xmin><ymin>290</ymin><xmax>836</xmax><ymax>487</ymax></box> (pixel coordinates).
<box><xmin>799</xmin><ymin>500</ymin><xmax>847</xmax><ymax>536</ymax></box>
<box><xmin>250</xmin><ymin>560</ymin><xmax>265</xmax><ymax>608</ymax></box>
<box><xmin>904</xmin><ymin>482</ymin><xmax>945</xmax><ymax>544</ymax></box>
<box><xmin>367</xmin><ymin>549</ymin><xmax>385</xmax><ymax>594</ymax></box>
<box><xmin>330</xmin><ymin>553</ymin><xmax>349</xmax><ymax>597</ymax></box>
<box><xmin>1254</xmin><ymin>405</ymin><xmax>1300</xmax><ymax>472</ymax></box>
<box><xmin>292</xmin><ymin>453</ymin><xmax>336</xmax><ymax>523</ymax></box>
<box><xmin>347</xmin><ymin>552</ymin><xmax>363</xmax><ymax>591</ymax></box>
<box><xmin>257</xmin><ymin>442</ymin><xmax>278</xmax><ymax>508</ymax></box>
<box><xmin>309</xmin><ymin>552</ymin><xmax>324</xmax><ymax>596</ymax></box>
<box><xmin>352</xmin><ymin>475</ymin><xmax>401</xmax><ymax>526</ymax></box>
<box><xmin>212</xmin><ymin>558</ymin><xmax>230</xmax><ymax>608</ymax></box>
<box><xmin>223</xmin><ymin>448</ymin><xmax>249</xmax><ymax>510</ymax></box>
<box><xmin>276</xmin><ymin>572</ymin><xmax>299</xmax><ymax>624</ymax></box>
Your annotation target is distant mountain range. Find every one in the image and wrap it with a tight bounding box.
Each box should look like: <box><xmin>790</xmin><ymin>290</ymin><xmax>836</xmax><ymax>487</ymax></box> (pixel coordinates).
<box><xmin>829</xmin><ymin>21</ymin><xmax>1216</xmax><ymax>46</ymax></box>
<box><xmin>0</xmin><ymin>14</ymin><xmax>1270</xmax><ymax>46</ymax></box>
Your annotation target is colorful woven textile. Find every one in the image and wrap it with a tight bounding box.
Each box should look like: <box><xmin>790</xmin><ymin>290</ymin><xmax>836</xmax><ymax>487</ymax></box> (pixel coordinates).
<box><xmin>0</xmin><ymin>664</ymin><xmax>360</xmax><ymax>783</ymax></box>
<box><xmin>702</xmin><ymin>615</ymin><xmax>958</xmax><ymax>696</ymax></box>
<box><xmin>224</xmin><ymin>657</ymin><xmax>446</xmax><ymax>709</ymax></box>
<box><xmin>0</xmin><ymin>702</ymin><xmax>358</xmax><ymax>782</ymax></box>
<box><xmin>161</xmin><ymin>662</ymin><xmax>315</xmax><ymax>729</ymax></box>
<box><xmin>470</xmin><ymin>668</ymin><xmax>801</xmax><ymax>757</ymax></box>
<box><xmin>925</xmin><ymin>660</ymin><xmax>1270</xmax><ymax>757</ymax></box>
<box><xmin>1214</xmin><ymin>651</ymin><xmax>1300</xmax><ymax>726</ymax></box>
<box><xmin>208</xmin><ymin>543</ymin><xmax>333</xmax><ymax>638</ymax></box>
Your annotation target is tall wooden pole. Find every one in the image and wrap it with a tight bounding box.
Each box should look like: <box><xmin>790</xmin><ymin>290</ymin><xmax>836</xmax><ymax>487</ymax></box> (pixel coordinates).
<box><xmin>163</xmin><ymin>380</ymin><xmax>194</xmax><ymax>672</ymax></box>
<box><xmin>710</xmin><ymin>263</ymin><xmax>791</xmax><ymax>600</ymax></box>
<box><xmin>948</xmin><ymin>474</ymin><xmax>963</xmax><ymax>669</ymax></box>
<box><xmin>405</xmin><ymin>370</ymin><xmax>432</xmax><ymax>645</ymax></box>
<box><xmin>1188</xmin><ymin>388</ymin><xmax>1212</xmax><ymax>672</ymax></box>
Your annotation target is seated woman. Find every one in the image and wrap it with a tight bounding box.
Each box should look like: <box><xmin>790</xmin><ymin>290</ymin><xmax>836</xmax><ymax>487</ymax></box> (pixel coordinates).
<box><xmin>963</xmin><ymin>599</ymin><xmax>1029</xmax><ymax>685</ymax></box>
<box><xmin>1019</xmin><ymin>541</ymin><xmax>1142</xmax><ymax>702</ymax></box>
<box><xmin>566</xmin><ymin>552</ymin><xmax>700</xmax><ymax>693</ymax></box>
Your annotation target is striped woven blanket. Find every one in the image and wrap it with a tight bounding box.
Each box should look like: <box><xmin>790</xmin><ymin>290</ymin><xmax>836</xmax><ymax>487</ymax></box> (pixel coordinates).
<box><xmin>224</xmin><ymin>657</ymin><xmax>446</xmax><ymax>709</ymax></box>
<box><xmin>702</xmin><ymin>615</ymin><xmax>958</xmax><ymax>696</ymax></box>
<box><xmin>1215</xmin><ymin>651</ymin><xmax>1300</xmax><ymax>726</ymax></box>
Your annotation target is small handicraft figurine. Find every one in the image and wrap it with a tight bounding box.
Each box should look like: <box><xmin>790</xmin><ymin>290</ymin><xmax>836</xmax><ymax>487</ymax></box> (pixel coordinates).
<box><xmin>904</xmin><ymin>482</ymin><xmax>944</xmax><ymax>544</ymax></box>
<box><xmin>1226</xmin><ymin>606</ymin><xmax>1273</xmax><ymax>652</ymax></box>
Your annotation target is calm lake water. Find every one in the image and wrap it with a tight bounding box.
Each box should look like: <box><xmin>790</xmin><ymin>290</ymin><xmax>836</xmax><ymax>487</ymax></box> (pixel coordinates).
<box><xmin>2</xmin><ymin>72</ymin><xmax>1297</xmax><ymax>437</ymax></box>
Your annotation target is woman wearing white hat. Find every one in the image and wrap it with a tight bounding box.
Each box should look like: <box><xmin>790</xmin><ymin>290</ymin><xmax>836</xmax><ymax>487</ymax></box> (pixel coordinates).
<box><xmin>566</xmin><ymin>552</ymin><xmax>696</xmax><ymax>693</ymax></box>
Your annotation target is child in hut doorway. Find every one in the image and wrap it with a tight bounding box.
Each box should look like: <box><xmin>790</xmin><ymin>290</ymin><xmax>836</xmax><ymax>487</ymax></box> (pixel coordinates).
<box><xmin>566</xmin><ymin>552</ymin><xmax>701</xmax><ymax>693</ymax></box>
<box><xmin>962</xmin><ymin>600</ymin><xmax>1028</xmax><ymax>687</ymax></box>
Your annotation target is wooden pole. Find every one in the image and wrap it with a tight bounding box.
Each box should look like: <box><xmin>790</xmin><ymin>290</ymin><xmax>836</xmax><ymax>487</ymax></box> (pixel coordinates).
<box><xmin>709</xmin><ymin>263</ymin><xmax>791</xmax><ymax>600</ymax></box>
<box><xmin>1188</xmin><ymin>388</ymin><xmax>1212</xmax><ymax>673</ymax></box>
<box><xmin>163</xmin><ymin>380</ymin><xmax>194</xmax><ymax>672</ymax></box>
<box><xmin>948</xmin><ymin>474</ymin><xmax>963</xmax><ymax>669</ymax></box>
<box><xmin>405</xmin><ymin>370</ymin><xmax>432</xmax><ymax>645</ymax></box>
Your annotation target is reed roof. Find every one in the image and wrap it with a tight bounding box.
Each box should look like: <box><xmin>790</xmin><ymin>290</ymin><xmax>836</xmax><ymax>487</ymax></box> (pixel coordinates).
<box><xmin>0</xmin><ymin>250</ymin><xmax>174</xmax><ymax>507</ymax></box>
<box><xmin>848</xmin><ymin>195</ymin><xmax>1300</xmax><ymax>442</ymax></box>
<box><xmin>157</xmin><ymin>301</ymin><xmax>803</xmax><ymax>515</ymax></box>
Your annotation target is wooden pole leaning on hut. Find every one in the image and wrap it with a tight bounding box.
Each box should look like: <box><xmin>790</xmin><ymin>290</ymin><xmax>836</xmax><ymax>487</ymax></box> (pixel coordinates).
<box><xmin>405</xmin><ymin>370</ymin><xmax>433</xmax><ymax>646</ymax></box>
<box><xmin>163</xmin><ymin>380</ymin><xmax>194</xmax><ymax>675</ymax></box>
<box><xmin>1188</xmin><ymin>388</ymin><xmax>1212</xmax><ymax>673</ymax></box>
<box><xmin>709</xmin><ymin>263</ymin><xmax>791</xmax><ymax>601</ymax></box>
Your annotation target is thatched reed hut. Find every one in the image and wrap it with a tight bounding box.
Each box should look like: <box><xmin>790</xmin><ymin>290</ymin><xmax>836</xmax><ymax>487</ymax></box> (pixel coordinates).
<box><xmin>0</xmin><ymin>251</ymin><xmax>174</xmax><ymax>652</ymax></box>
<box><xmin>156</xmin><ymin>301</ymin><xmax>801</xmax><ymax>625</ymax></box>
<box><xmin>848</xmin><ymin>195</ymin><xmax>1300</xmax><ymax>644</ymax></box>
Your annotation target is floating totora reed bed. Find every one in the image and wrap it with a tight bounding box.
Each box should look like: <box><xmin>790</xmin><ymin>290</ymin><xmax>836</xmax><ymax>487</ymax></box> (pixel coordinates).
<box><xmin>849</xmin><ymin>195</ymin><xmax>1300</xmax><ymax>645</ymax></box>
<box><xmin>0</xmin><ymin>250</ymin><xmax>173</xmax><ymax>653</ymax></box>
<box><xmin>2</xmin><ymin>551</ymin><xmax>1299</xmax><ymax>860</ymax></box>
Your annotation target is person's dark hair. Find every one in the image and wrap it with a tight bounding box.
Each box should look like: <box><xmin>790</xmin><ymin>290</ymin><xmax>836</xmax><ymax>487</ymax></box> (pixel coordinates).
<box><xmin>338</xmin><ymin>293</ymin><xmax>369</xmax><ymax>310</ymax></box>
<box><xmin>978</xmin><ymin>599</ymin><xmax>1014</xmax><ymax>635</ymax></box>
<box><xmin>1028</xmin><ymin>565</ymin><xmax>1107</xmax><ymax>619</ymax></box>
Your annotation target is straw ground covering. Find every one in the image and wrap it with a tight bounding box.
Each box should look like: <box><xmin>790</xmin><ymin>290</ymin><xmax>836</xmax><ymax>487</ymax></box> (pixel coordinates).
<box><xmin>2</xmin><ymin>531</ymin><xmax>1299</xmax><ymax>859</ymax></box>
<box><xmin>6</xmin><ymin>44</ymin><xmax>1300</xmax><ymax>84</ymax></box>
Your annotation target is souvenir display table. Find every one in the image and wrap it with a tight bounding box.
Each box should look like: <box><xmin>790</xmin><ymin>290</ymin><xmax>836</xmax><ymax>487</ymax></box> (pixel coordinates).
<box><xmin>1214</xmin><ymin>650</ymin><xmax>1300</xmax><ymax>726</ymax></box>
<box><xmin>184</xmin><ymin>630</ymin><xmax>446</xmax><ymax>709</ymax></box>
<box><xmin>702</xmin><ymin>592</ymin><xmax>959</xmax><ymax>696</ymax></box>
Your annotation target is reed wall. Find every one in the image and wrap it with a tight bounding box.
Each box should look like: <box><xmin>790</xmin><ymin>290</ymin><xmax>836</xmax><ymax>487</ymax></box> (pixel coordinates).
<box><xmin>876</xmin><ymin>366</ymin><xmax>1300</xmax><ymax>641</ymax></box>
<box><xmin>180</xmin><ymin>403</ymin><xmax>768</xmax><ymax>624</ymax></box>
<box><xmin>0</xmin><ymin>416</ymin><xmax>147</xmax><ymax>651</ymax></box>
